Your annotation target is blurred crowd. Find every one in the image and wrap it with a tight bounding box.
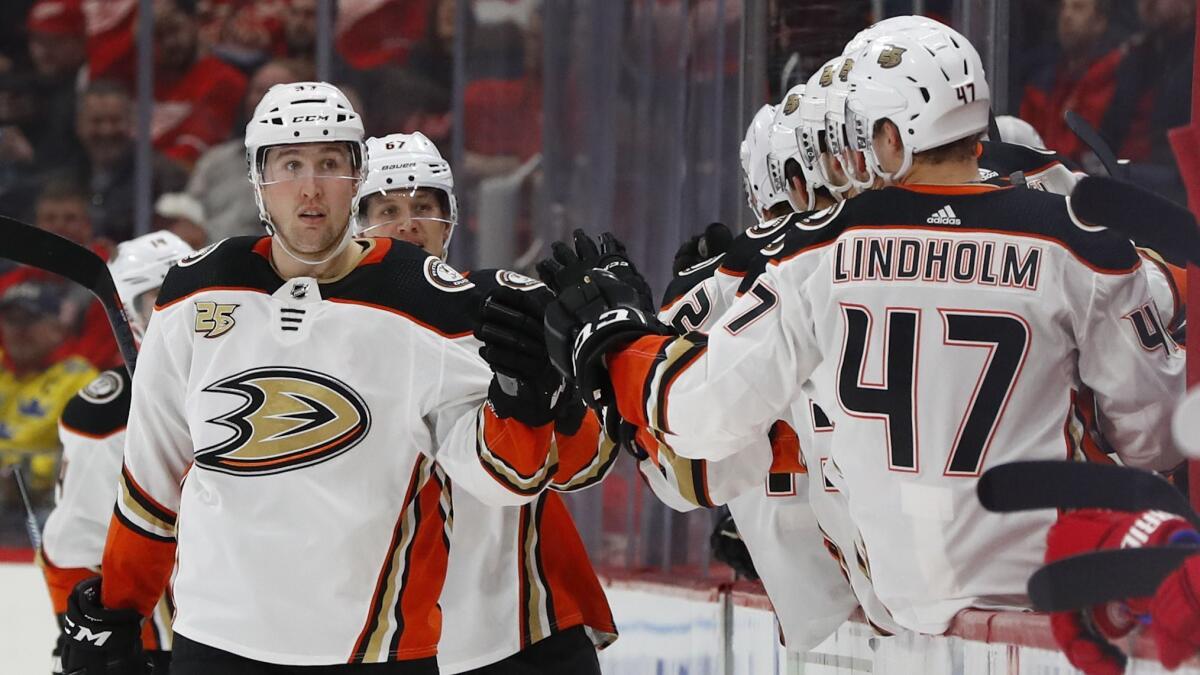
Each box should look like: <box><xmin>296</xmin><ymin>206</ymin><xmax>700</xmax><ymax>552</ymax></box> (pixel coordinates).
<box><xmin>0</xmin><ymin>0</ymin><xmax>544</xmax><ymax>539</ymax></box>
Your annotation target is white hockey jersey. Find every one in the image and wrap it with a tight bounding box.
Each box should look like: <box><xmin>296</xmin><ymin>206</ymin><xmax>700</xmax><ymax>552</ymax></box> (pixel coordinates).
<box><xmin>611</xmin><ymin>183</ymin><xmax>1184</xmax><ymax>634</ymax></box>
<box><xmin>100</xmin><ymin>236</ymin><xmax>560</xmax><ymax>666</ymax></box>
<box><xmin>41</xmin><ymin>368</ymin><xmax>173</xmax><ymax>651</ymax></box>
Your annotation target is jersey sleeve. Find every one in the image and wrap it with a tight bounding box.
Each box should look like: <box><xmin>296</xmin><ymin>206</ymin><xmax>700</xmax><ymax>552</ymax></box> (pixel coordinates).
<box><xmin>1074</xmin><ymin>262</ymin><xmax>1186</xmax><ymax>470</ymax></box>
<box><xmin>548</xmin><ymin>409</ymin><xmax>621</xmax><ymax>492</ymax></box>
<box><xmin>609</xmin><ymin>257</ymin><xmax>822</xmax><ymax>462</ymax></box>
<box><xmin>41</xmin><ymin>413</ymin><xmax>126</xmax><ymax>611</ymax></box>
<box><xmin>425</xmin><ymin>337</ymin><xmax>555</xmax><ymax>506</ymax></box>
<box><xmin>100</xmin><ymin>305</ymin><xmax>195</xmax><ymax>615</ymax></box>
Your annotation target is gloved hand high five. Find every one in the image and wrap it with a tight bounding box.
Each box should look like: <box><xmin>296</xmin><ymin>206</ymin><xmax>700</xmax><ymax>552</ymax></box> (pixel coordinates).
<box><xmin>537</xmin><ymin>229</ymin><xmax>656</xmax><ymax>312</ymax></box>
<box><xmin>543</xmin><ymin>268</ymin><xmax>668</xmax><ymax>412</ymax></box>
<box><xmin>476</xmin><ymin>285</ymin><xmax>564</xmax><ymax>427</ymax></box>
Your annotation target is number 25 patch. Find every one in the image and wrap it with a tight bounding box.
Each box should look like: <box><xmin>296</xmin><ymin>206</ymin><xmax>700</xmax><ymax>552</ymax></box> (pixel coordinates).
<box><xmin>195</xmin><ymin>301</ymin><xmax>238</xmax><ymax>338</ymax></box>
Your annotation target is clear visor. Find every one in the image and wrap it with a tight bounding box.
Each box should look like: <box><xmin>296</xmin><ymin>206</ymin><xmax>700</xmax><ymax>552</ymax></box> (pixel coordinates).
<box><xmin>839</xmin><ymin>102</ymin><xmax>876</xmax><ymax>188</ymax></box>
<box><xmin>260</xmin><ymin>146</ymin><xmax>359</xmax><ymax>185</ymax></box>
<box><xmin>358</xmin><ymin>186</ymin><xmax>454</xmax><ymax>236</ymax></box>
<box><xmin>741</xmin><ymin>172</ymin><xmax>757</xmax><ymax>213</ymax></box>
<box><xmin>819</xmin><ymin>116</ymin><xmax>853</xmax><ymax>192</ymax></box>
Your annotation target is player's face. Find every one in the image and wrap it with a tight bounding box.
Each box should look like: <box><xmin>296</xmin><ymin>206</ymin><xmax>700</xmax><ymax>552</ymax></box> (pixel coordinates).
<box><xmin>261</xmin><ymin>143</ymin><xmax>360</xmax><ymax>257</ymax></box>
<box><xmin>363</xmin><ymin>189</ymin><xmax>451</xmax><ymax>258</ymax></box>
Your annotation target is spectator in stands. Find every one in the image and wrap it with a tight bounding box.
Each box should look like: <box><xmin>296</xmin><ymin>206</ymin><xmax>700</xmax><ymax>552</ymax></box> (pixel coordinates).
<box><xmin>60</xmin><ymin>80</ymin><xmax>188</xmax><ymax>243</ymax></box>
<box><xmin>186</xmin><ymin>57</ymin><xmax>312</xmax><ymax>240</ymax></box>
<box><xmin>1019</xmin><ymin>0</ymin><xmax>1124</xmax><ymax>164</ymax></box>
<box><xmin>154</xmin><ymin>192</ymin><xmax>207</xmax><ymax>248</ymax></box>
<box><xmin>33</xmin><ymin>179</ymin><xmax>94</xmax><ymax>248</ymax></box>
<box><xmin>363</xmin><ymin>69</ymin><xmax>450</xmax><ymax>144</ymax></box>
<box><xmin>0</xmin><ymin>71</ymin><xmax>46</xmax><ymax>223</ymax></box>
<box><xmin>0</xmin><ymin>280</ymin><xmax>96</xmax><ymax>496</ymax></box>
<box><xmin>463</xmin><ymin>8</ymin><xmax>543</xmax><ymax>181</ymax></box>
<box><xmin>151</xmin><ymin>0</ymin><xmax>248</xmax><ymax>169</ymax></box>
<box><xmin>284</xmin><ymin>0</ymin><xmax>317</xmax><ymax>58</ymax></box>
<box><xmin>25</xmin><ymin>0</ymin><xmax>87</xmax><ymax>173</ymax></box>
<box><xmin>1101</xmin><ymin>0</ymin><xmax>1196</xmax><ymax>204</ymax></box>
<box><xmin>0</xmin><ymin>180</ymin><xmax>122</xmax><ymax>371</ymax></box>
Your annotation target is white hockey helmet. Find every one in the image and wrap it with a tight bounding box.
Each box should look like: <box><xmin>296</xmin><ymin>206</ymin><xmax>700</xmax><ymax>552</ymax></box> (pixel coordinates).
<box><xmin>244</xmin><ymin>82</ymin><xmax>366</xmax><ymax>229</ymax></box>
<box><xmin>767</xmin><ymin>84</ymin><xmax>824</xmax><ymax>212</ymax></box>
<box><xmin>746</xmin><ymin>103</ymin><xmax>789</xmax><ymax>218</ymax></box>
<box><xmin>845</xmin><ymin>22</ymin><xmax>990</xmax><ymax>183</ymax></box>
<box><xmin>109</xmin><ymin>230</ymin><xmax>196</xmax><ymax>342</ymax></box>
<box><xmin>354</xmin><ymin>132</ymin><xmax>459</xmax><ymax>251</ymax></box>
<box><xmin>821</xmin><ymin>57</ymin><xmax>861</xmax><ymax>197</ymax></box>
<box><xmin>738</xmin><ymin>137</ymin><xmax>755</xmax><ymax>214</ymax></box>
<box><xmin>796</xmin><ymin>62</ymin><xmax>842</xmax><ymax>200</ymax></box>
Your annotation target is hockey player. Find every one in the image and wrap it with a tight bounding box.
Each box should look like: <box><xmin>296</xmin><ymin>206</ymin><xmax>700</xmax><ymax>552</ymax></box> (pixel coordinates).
<box><xmin>59</xmin><ymin>82</ymin><xmax>566</xmax><ymax>674</ymax></box>
<box><xmin>353</xmin><ymin>132</ymin><xmax>616</xmax><ymax>675</ymax></box>
<box><xmin>633</xmin><ymin>80</ymin><xmax>903</xmax><ymax>644</ymax></box>
<box><xmin>41</xmin><ymin>230</ymin><xmax>196</xmax><ymax>674</ymax></box>
<box><xmin>544</xmin><ymin>22</ymin><xmax>1184</xmax><ymax>637</ymax></box>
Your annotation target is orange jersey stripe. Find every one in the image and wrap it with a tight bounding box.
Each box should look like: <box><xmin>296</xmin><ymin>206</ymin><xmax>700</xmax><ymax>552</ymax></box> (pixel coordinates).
<box><xmin>536</xmin><ymin>493</ymin><xmax>617</xmax><ymax>641</ymax></box>
<box><xmin>100</xmin><ymin>513</ymin><xmax>177</xmax><ymax>616</ymax></box>
<box><xmin>480</xmin><ymin>408</ymin><xmax>555</xmax><ymax>483</ymax></box>
<box><xmin>39</xmin><ymin>548</ymin><xmax>97</xmax><ymax>614</ymax></box>
<box><xmin>552</xmin><ymin>410</ymin><xmax>601</xmax><ymax>485</ymax></box>
<box><xmin>390</xmin><ymin>472</ymin><xmax>450</xmax><ymax>659</ymax></box>
<box><xmin>609</xmin><ymin>334</ymin><xmax>676</xmax><ymax>428</ymax></box>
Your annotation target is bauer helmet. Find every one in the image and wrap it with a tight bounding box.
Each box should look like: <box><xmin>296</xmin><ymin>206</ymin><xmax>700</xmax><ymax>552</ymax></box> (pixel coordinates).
<box><xmin>354</xmin><ymin>132</ymin><xmax>458</xmax><ymax>252</ymax></box>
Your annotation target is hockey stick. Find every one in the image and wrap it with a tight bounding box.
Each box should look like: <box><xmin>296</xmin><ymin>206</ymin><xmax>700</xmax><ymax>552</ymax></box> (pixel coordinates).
<box><xmin>0</xmin><ymin>216</ymin><xmax>137</xmax><ymax>373</ymax></box>
<box><xmin>7</xmin><ymin>465</ymin><xmax>42</xmax><ymax>550</ymax></box>
<box><xmin>1028</xmin><ymin>546</ymin><xmax>1198</xmax><ymax>611</ymax></box>
<box><xmin>1069</xmin><ymin>175</ymin><xmax>1200</xmax><ymax>266</ymax></box>
<box><xmin>1064</xmin><ymin>110</ymin><xmax>1127</xmax><ymax>179</ymax></box>
<box><xmin>978</xmin><ymin>461</ymin><xmax>1200</xmax><ymax>529</ymax></box>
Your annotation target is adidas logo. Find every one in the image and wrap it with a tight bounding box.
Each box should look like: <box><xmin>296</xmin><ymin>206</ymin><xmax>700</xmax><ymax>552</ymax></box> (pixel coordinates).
<box><xmin>927</xmin><ymin>205</ymin><xmax>961</xmax><ymax>225</ymax></box>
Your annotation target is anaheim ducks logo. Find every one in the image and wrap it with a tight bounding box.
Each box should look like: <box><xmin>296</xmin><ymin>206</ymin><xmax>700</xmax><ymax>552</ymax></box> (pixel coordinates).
<box><xmin>838</xmin><ymin>58</ymin><xmax>855</xmax><ymax>81</ymax></box>
<box><xmin>197</xmin><ymin>367</ymin><xmax>371</xmax><ymax>476</ymax></box>
<box><xmin>877</xmin><ymin>45</ymin><xmax>906</xmax><ymax>69</ymax></box>
<box><xmin>819</xmin><ymin>65</ymin><xmax>834</xmax><ymax>87</ymax></box>
<box><xmin>782</xmin><ymin>93</ymin><xmax>800</xmax><ymax>115</ymax></box>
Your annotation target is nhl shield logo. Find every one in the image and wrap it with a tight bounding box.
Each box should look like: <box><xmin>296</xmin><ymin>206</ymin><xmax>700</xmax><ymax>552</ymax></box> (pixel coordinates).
<box><xmin>782</xmin><ymin>93</ymin><xmax>800</xmax><ymax>115</ymax></box>
<box><xmin>877</xmin><ymin>45</ymin><xmax>907</xmax><ymax>69</ymax></box>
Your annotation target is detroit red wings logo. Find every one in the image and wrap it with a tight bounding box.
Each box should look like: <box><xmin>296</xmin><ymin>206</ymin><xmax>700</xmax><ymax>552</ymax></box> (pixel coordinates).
<box><xmin>197</xmin><ymin>367</ymin><xmax>371</xmax><ymax>476</ymax></box>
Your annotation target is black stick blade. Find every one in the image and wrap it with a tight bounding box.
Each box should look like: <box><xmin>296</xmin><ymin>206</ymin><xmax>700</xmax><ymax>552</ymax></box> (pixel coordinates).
<box><xmin>1069</xmin><ymin>175</ymin><xmax>1200</xmax><ymax>266</ymax></box>
<box><xmin>978</xmin><ymin>461</ymin><xmax>1199</xmax><ymax>529</ymax></box>
<box><xmin>1028</xmin><ymin>546</ymin><xmax>1197</xmax><ymax>611</ymax></box>
<box><xmin>0</xmin><ymin>215</ymin><xmax>137</xmax><ymax>373</ymax></box>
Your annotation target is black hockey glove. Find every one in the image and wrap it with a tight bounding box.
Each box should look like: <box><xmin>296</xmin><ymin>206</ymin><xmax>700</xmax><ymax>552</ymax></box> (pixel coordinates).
<box><xmin>710</xmin><ymin>510</ymin><xmax>759</xmax><ymax>581</ymax></box>
<box><xmin>476</xmin><ymin>285</ymin><xmax>564</xmax><ymax>427</ymax></box>
<box><xmin>544</xmin><ymin>269</ymin><xmax>669</xmax><ymax>411</ymax></box>
<box><xmin>553</xmin><ymin>382</ymin><xmax>589</xmax><ymax>436</ymax></box>
<box><xmin>60</xmin><ymin>577</ymin><xmax>146</xmax><ymax>675</ymax></box>
<box><xmin>537</xmin><ymin>229</ymin><xmax>656</xmax><ymax>312</ymax></box>
<box><xmin>672</xmin><ymin>222</ymin><xmax>734</xmax><ymax>274</ymax></box>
